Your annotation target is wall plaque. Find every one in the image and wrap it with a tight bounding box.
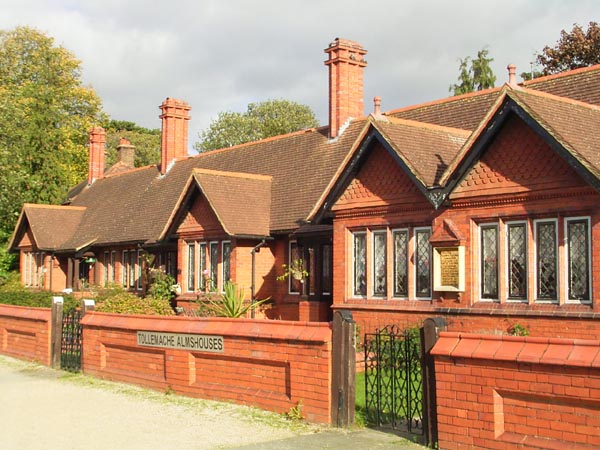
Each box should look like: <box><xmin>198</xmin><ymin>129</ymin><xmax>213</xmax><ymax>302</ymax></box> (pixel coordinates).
<box><xmin>433</xmin><ymin>246</ymin><xmax>465</xmax><ymax>292</ymax></box>
<box><xmin>137</xmin><ymin>331</ymin><xmax>224</xmax><ymax>353</ymax></box>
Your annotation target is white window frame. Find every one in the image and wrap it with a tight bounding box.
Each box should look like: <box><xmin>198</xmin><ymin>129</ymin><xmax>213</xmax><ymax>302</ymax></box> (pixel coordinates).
<box><xmin>136</xmin><ymin>249</ymin><xmax>143</xmax><ymax>291</ymax></box>
<box><xmin>371</xmin><ymin>230</ymin><xmax>387</xmax><ymax>298</ymax></box>
<box><xmin>221</xmin><ymin>241</ymin><xmax>231</xmax><ymax>293</ymax></box>
<box><xmin>504</xmin><ymin>220</ymin><xmax>528</xmax><ymax>303</ymax></box>
<box><xmin>122</xmin><ymin>250</ymin><xmax>128</xmax><ymax>288</ymax></box>
<box><xmin>533</xmin><ymin>218</ymin><xmax>559</xmax><ymax>304</ymax></box>
<box><xmin>478</xmin><ymin>222</ymin><xmax>499</xmax><ymax>302</ymax></box>
<box><xmin>209</xmin><ymin>241</ymin><xmax>219</xmax><ymax>292</ymax></box>
<box><xmin>351</xmin><ymin>231</ymin><xmax>367</xmax><ymax>299</ymax></box>
<box><xmin>564</xmin><ymin>216</ymin><xmax>592</xmax><ymax>305</ymax></box>
<box><xmin>391</xmin><ymin>228</ymin><xmax>410</xmax><ymax>299</ymax></box>
<box><xmin>413</xmin><ymin>227</ymin><xmax>432</xmax><ymax>300</ymax></box>
<box><xmin>186</xmin><ymin>241</ymin><xmax>196</xmax><ymax>293</ymax></box>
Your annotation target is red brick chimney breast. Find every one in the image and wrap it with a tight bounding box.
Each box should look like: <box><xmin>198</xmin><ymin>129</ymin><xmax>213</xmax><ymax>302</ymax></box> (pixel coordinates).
<box><xmin>159</xmin><ymin>98</ymin><xmax>191</xmax><ymax>175</ymax></box>
<box><xmin>88</xmin><ymin>126</ymin><xmax>106</xmax><ymax>185</ymax></box>
<box><xmin>324</xmin><ymin>38</ymin><xmax>367</xmax><ymax>138</ymax></box>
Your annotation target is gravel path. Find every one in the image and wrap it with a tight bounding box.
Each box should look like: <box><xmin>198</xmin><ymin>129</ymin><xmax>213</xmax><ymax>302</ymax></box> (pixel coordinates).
<box><xmin>0</xmin><ymin>355</ymin><xmax>318</xmax><ymax>450</ymax></box>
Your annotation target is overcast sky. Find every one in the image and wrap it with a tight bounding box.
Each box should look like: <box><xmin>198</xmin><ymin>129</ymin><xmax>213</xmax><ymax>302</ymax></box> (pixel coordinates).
<box><xmin>1</xmin><ymin>0</ymin><xmax>597</xmax><ymax>151</ymax></box>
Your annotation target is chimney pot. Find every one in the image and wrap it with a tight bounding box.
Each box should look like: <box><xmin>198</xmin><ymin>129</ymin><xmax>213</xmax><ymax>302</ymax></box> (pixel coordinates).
<box><xmin>324</xmin><ymin>38</ymin><xmax>367</xmax><ymax>138</ymax></box>
<box><xmin>373</xmin><ymin>96</ymin><xmax>381</xmax><ymax>116</ymax></box>
<box><xmin>88</xmin><ymin>126</ymin><xmax>106</xmax><ymax>185</ymax></box>
<box><xmin>507</xmin><ymin>64</ymin><xmax>517</xmax><ymax>86</ymax></box>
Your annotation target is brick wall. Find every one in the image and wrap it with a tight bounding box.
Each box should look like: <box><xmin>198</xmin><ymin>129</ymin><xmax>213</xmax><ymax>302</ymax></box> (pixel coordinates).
<box><xmin>81</xmin><ymin>312</ymin><xmax>332</xmax><ymax>423</ymax></box>
<box><xmin>0</xmin><ymin>304</ymin><xmax>51</xmax><ymax>365</ymax></box>
<box><xmin>432</xmin><ymin>332</ymin><xmax>600</xmax><ymax>449</ymax></box>
<box><xmin>345</xmin><ymin>305</ymin><xmax>600</xmax><ymax>340</ymax></box>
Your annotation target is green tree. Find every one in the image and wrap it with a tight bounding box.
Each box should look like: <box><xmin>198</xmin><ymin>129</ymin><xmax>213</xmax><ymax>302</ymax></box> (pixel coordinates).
<box><xmin>104</xmin><ymin>120</ymin><xmax>161</xmax><ymax>167</ymax></box>
<box><xmin>536</xmin><ymin>21</ymin><xmax>600</xmax><ymax>76</ymax></box>
<box><xmin>450</xmin><ymin>48</ymin><xmax>497</xmax><ymax>95</ymax></box>
<box><xmin>0</xmin><ymin>27</ymin><xmax>105</xmax><ymax>238</ymax></box>
<box><xmin>194</xmin><ymin>99</ymin><xmax>319</xmax><ymax>153</ymax></box>
<box><xmin>0</xmin><ymin>27</ymin><xmax>105</xmax><ymax>272</ymax></box>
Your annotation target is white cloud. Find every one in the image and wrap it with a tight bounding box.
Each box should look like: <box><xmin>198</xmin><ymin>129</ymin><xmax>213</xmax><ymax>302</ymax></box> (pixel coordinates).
<box><xmin>0</xmin><ymin>0</ymin><xmax>598</xmax><ymax>148</ymax></box>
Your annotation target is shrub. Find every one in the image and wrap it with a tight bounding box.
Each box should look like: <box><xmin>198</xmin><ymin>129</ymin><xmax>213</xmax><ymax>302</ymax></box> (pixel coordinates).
<box><xmin>95</xmin><ymin>286</ymin><xmax>173</xmax><ymax>316</ymax></box>
<box><xmin>0</xmin><ymin>273</ymin><xmax>79</xmax><ymax>312</ymax></box>
<box><xmin>147</xmin><ymin>269</ymin><xmax>177</xmax><ymax>302</ymax></box>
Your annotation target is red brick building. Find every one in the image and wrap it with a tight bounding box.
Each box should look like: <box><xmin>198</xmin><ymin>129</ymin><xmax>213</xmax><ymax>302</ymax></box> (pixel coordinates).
<box><xmin>9</xmin><ymin>39</ymin><xmax>600</xmax><ymax>337</ymax></box>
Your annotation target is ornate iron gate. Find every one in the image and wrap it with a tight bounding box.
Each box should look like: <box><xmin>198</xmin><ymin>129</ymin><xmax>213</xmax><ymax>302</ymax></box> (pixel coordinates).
<box><xmin>364</xmin><ymin>325</ymin><xmax>423</xmax><ymax>434</ymax></box>
<box><xmin>61</xmin><ymin>309</ymin><xmax>83</xmax><ymax>372</ymax></box>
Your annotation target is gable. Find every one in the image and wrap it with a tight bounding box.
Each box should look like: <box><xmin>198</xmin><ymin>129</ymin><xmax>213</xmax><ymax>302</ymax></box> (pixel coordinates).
<box><xmin>18</xmin><ymin>226</ymin><xmax>34</xmax><ymax>249</ymax></box>
<box><xmin>451</xmin><ymin>115</ymin><xmax>588</xmax><ymax>200</ymax></box>
<box><xmin>332</xmin><ymin>143</ymin><xmax>426</xmax><ymax>211</ymax></box>
<box><xmin>176</xmin><ymin>192</ymin><xmax>225</xmax><ymax>238</ymax></box>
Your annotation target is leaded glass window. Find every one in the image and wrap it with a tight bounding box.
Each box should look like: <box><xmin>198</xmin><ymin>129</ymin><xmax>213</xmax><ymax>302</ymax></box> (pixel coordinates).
<box><xmin>536</xmin><ymin>221</ymin><xmax>557</xmax><ymax>301</ymax></box>
<box><xmin>198</xmin><ymin>243</ymin><xmax>207</xmax><ymax>290</ymax></box>
<box><xmin>353</xmin><ymin>233</ymin><xmax>367</xmax><ymax>296</ymax></box>
<box><xmin>210</xmin><ymin>242</ymin><xmax>218</xmax><ymax>292</ymax></box>
<box><xmin>415</xmin><ymin>229</ymin><xmax>431</xmax><ymax>298</ymax></box>
<box><xmin>393</xmin><ymin>230</ymin><xmax>408</xmax><ymax>297</ymax></box>
<box><xmin>222</xmin><ymin>242</ymin><xmax>231</xmax><ymax>288</ymax></box>
<box><xmin>122</xmin><ymin>251</ymin><xmax>128</xmax><ymax>287</ymax></box>
<box><xmin>289</xmin><ymin>242</ymin><xmax>303</xmax><ymax>294</ymax></box>
<box><xmin>567</xmin><ymin>219</ymin><xmax>590</xmax><ymax>302</ymax></box>
<box><xmin>129</xmin><ymin>251</ymin><xmax>136</xmax><ymax>289</ymax></box>
<box><xmin>137</xmin><ymin>250</ymin><xmax>143</xmax><ymax>290</ymax></box>
<box><xmin>373</xmin><ymin>232</ymin><xmax>387</xmax><ymax>296</ymax></box>
<box><xmin>507</xmin><ymin>223</ymin><xmax>527</xmax><ymax>300</ymax></box>
<box><xmin>104</xmin><ymin>251</ymin><xmax>110</xmax><ymax>286</ymax></box>
<box><xmin>187</xmin><ymin>243</ymin><xmax>195</xmax><ymax>292</ymax></box>
<box><xmin>481</xmin><ymin>225</ymin><xmax>498</xmax><ymax>299</ymax></box>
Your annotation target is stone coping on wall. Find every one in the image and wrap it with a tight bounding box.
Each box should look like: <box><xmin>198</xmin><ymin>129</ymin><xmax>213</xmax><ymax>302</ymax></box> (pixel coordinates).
<box><xmin>432</xmin><ymin>331</ymin><xmax>600</xmax><ymax>367</ymax></box>
<box><xmin>0</xmin><ymin>304</ymin><xmax>51</xmax><ymax>321</ymax></box>
<box><xmin>333</xmin><ymin>302</ymin><xmax>600</xmax><ymax>319</ymax></box>
<box><xmin>81</xmin><ymin>312</ymin><xmax>332</xmax><ymax>343</ymax></box>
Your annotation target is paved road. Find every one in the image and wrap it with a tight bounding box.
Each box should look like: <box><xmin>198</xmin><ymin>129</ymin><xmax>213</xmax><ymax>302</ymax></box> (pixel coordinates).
<box><xmin>0</xmin><ymin>355</ymin><xmax>426</xmax><ymax>450</ymax></box>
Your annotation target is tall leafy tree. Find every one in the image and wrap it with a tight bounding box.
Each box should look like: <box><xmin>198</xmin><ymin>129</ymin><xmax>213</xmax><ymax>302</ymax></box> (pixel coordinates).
<box><xmin>0</xmin><ymin>27</ymin><xmax>105</xmax><ymax>246</ymax></box>
<box><xmin>194</xmin><ymin>99</ymin><xmax>319</xmax><ymax>153</ymax></box>
<box><xmin>450</xmin><ymin>48</ymin><xmax>497</xmax><ymax>95</ymax></box>
<box><xmin>536</xmin><ymin>21</ymin><xmax>600</xmax><ymax>76</ymax></box>
<box><xmin>104</xmin><ymin>120</ymin><xmax>161</xmax><ymax>167</ymax></box>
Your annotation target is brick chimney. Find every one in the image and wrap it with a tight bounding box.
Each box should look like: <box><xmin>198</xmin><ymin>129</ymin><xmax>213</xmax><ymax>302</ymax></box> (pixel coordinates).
<box><xmin>159</xmin><ymin>98</ymin><xmax>191</xmax><ymax>175</ymax></box>
<box><xmin>324</xmin><ymin>38</ymin><xmax>367</xmax><ymax>139</ymax></box>
<box><xmin>88</xmin><ymin>126</ymin><xmax>106</xmax><ymax>185</ymax></box>
<box><xmin>117</xmin><ymin>137</ymin><xmax>135</xmax><ymax>168</ymax></box>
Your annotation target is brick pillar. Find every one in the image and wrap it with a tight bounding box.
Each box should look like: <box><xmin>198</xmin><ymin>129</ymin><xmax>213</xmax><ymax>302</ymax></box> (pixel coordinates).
<box><xmin>324</xmin><ymin>38</ymin><xmax>367</xmax><ymax>139</ymax></box>
<box><xmin>159</xmin><ymin>98</ymin><xmax>191</xmax><ymax>175</ymax></box>
<box><xmin>88</xmin><ymin>126</ymin><xmax>106</xmax><ymax>185</ymax></box>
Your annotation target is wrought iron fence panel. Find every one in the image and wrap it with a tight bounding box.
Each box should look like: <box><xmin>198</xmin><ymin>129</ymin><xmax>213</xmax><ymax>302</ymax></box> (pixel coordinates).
<box><xmin>61</xmin><ymin>309</ymin><xmax>82</xmax><ymax>372</ymax></box>
<box><xmin>364</xmin><ymin>325</ymin><xmax>423</xmax><ymax>434</ymax></box>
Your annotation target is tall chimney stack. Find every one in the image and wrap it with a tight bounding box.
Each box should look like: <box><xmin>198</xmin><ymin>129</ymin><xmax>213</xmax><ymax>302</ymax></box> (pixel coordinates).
<box><xmin>159</xmin><ymin>98</ymin><xmax>191</xmax><ymax>175</ymax></box>
<box><xmin>324</xmin><ymin>38</ymin><xmax>367</xmax><ymax>139</ymax></box>
<box><xmin>88</xmin><ymin>126</ymin><xmax>106</xmax><ymax>185</ymax></box>
<box><xmin>117</xmin><ymin>137</ymin><xmax>135</xmax><ymax>168</ymax></box>
<box><xmin>507</xmin><ymin>64</ymin><xmax>517</xmax><ymax>87</ymax></box>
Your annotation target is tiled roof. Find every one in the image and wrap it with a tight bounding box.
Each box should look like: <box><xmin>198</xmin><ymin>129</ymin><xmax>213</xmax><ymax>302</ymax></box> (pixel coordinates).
<box><xmin>64</xmin><ymin>121</ymin><xmax>365</xmax><ymax>248</ymax></box>
<box><xmin>9</xmin><ymin>204</ymin><xmax>86</xmax><ymax>251</ymax></box>
<box><xmin>523</xmin><ymin>64</ymin><xmax>600</xmax><ymax>106</ymax></box>
<box><xmin>510</xmin><ymin>88</ymin><xmax>600</xmax><ymax>179</ymax></box>
<box><xmin>388</xmin><ymin>90</ymin><xmax>502</xmax><ymax>131</ymax></box>
<box><xmin>15</xmin><ymin>63</ymin><xmax>600</xmax><ymax>251</ymax></box>
<box><xmin>374</xmin><ymin>117</ymin><xmax>469</xmax><ymax>186</ymax></box>
<box><xmin>191</xmin><ymin>169</ymin><xmax>272</xmax><ymax>238</ymax></box>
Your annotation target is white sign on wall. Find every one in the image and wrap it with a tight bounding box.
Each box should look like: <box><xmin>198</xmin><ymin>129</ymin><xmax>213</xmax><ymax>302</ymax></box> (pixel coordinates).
<box><xmin>137</xmin><ymin>331</ymin><xmax>224</xmax><ymax>353</ymax></box>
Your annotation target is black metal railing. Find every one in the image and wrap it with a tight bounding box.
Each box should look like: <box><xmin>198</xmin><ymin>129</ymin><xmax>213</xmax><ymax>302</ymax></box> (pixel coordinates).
<box><xmin>61</xmin><ymin>309</ymin><xmax>82</xmax><ymax>372</ymax></box>
<box><xmin>364</xmin><ymin>325</ymin><xmax>423</xmax><ymax>434</ymax></box>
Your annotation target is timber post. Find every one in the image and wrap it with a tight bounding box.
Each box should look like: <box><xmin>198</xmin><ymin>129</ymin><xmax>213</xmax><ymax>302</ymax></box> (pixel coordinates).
<box><xmin>421</xmin><ymin>317</ymin><xmax>447</xmax><ymax>447</ymax></box>
<box><xmin>331</xmin><ymin>309</ymin><xmax>356</xmax><ymax>427</ymax></box>
<box><xmin>50</xmin><ymin>296</ymin><xmax>64</xmax><ymax>369</ymax></box>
